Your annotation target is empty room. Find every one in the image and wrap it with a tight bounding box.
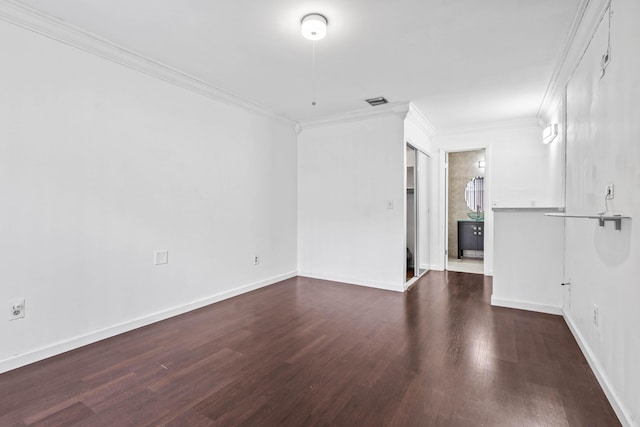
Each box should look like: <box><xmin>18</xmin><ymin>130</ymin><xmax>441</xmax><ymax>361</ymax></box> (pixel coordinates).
<box><xmin>1</xmin><ymin>0</ymin><xmax>638</xmax><ymax>425</ymax></box>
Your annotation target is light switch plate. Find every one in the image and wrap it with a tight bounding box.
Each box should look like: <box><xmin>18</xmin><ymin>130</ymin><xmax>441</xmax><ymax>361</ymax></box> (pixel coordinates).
<box><xmin>154</xmin><ymin>250</ymin><xmax>169</xmax><ymax>265</ymax></box>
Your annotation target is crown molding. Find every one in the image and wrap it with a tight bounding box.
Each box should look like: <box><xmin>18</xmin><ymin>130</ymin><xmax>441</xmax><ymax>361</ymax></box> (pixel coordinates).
<box><xmin>406</xmin><ymin>102</ymin><xmax>437</xmax><ymax>138</ymax></box>
<box><xmin>436</xmin><ymin>117</ymin><xmax>540</xmax><ymax>137</ymax></box>
<box><xmin>298</xmin><ymin>101</ymin><xmax>411</xmax><ymax>131</ymax></box>
<box><xmin>0</xmin><ymin>0</ymin><xmax>296</xmax><ymax>126</ymax></box>
<box><xmin>537</xmin><ymin>0</ymin><xmax>610</xmax><ymax>120</ymax></box>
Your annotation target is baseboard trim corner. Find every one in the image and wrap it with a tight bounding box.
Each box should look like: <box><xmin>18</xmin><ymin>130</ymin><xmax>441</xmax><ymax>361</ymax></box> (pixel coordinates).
<box><xmin>430</xmin><ymin>264</ymin><xmax>445</xmax><ymax>271</ymax></box>
<box><xmin>0</xmin><ymin>271</ymin><xmax>296</xmax><ymax>374</ymax></box>
<box><xmin>297</xmin><ymin>271</ymin><xmax>404</xmax><ymax>293</ymax></box>
<box><xmin>563</xmin><ymin>310</ymin><xmax>633</xmax><ymax>427</ymax></box>
<box><xmin>490</xmin><ymin>296</ymin><xmax>562</xmax><ymax>315</ymax></box>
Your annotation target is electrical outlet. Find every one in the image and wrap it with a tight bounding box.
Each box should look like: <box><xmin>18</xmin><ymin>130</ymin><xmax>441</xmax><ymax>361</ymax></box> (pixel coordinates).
<box><xmin>154</xmin><ymin>250</ymin><xmax>169</xmax><ymax>265</ymax></box>
<box><xmin>593</xmin><ymin>304</ymin><xmax>599</xmax><ymax>328</ymax></box>
<box><xmin>9</xmin><ymin>298</ymin><xmax>25</xmax><ymax>321</ymax></box>
<box><xmin>253</xmin><ymin>255</ymin><xmax>259</xmax><ymax>265</ymax></box>
<box><xmin>605</xmin><ymin>184</ymin><xmax>614</xmax><ymax>200</ymax></box>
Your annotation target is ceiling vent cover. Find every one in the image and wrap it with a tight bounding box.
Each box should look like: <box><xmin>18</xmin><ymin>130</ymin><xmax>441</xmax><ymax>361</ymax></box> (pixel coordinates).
<box><xmin>365</xmin><ymin>97</ymin><xmax>388</xmax><ymax>106</ymax></box>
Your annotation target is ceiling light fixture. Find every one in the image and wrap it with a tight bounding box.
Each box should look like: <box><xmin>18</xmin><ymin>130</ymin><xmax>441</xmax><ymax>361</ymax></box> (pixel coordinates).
<box><xmin>300</xmin><ymin>13</ymin><xmax>328</xmax><ymax>106</ymax></box>
<box><xmin>301</xmin><ymin>14</ymin><xmax>327</xmax><ymax>41</ymax></box>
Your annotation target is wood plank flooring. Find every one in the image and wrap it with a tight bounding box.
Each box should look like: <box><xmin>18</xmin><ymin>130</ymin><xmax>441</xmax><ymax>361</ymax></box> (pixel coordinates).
<box><xmin>0</xmin><ymin>272</ymin><xmax>620</xmax><ymax>426</ymax></box>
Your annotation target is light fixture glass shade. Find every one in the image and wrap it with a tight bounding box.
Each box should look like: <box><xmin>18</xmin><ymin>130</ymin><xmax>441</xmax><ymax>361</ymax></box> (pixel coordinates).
<box><xmin>301</xmin><ymin>14</ymin><xmax>327</xmax><ymax>40</ymax></box>
<box><xmin>542</xmin><ymin>124</ymin><xmax>558</xmax><ymax>144</ymax></box>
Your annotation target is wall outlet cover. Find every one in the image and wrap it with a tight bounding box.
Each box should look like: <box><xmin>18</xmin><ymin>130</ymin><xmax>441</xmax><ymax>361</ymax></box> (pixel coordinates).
<box><xmin>9</xmin><ymin>298</ymin><xmax>25</xmax><ymax>320</ymax></box>
<box><xmin>154</xmin><ymin>250</ymin><xmax>169</xmax><ymax>265</ymax></box>
<box><xmin>605</xmin><ymin>184</ymin><xmax>614</xmax><ymax>200</ymax></box>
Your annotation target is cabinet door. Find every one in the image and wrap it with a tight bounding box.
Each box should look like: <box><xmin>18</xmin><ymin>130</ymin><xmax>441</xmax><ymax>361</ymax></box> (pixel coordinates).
<box><xmin>459</xmin><ymin>223</ymin><xmax>477</xmax><ymax>251</ymax></box>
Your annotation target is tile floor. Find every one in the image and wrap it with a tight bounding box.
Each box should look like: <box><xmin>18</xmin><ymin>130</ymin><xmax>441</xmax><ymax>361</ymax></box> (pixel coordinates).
<box><xmin>447</xmin><ymin>256</ymin><xmax>484</xmax><ymax>274</ymax></box>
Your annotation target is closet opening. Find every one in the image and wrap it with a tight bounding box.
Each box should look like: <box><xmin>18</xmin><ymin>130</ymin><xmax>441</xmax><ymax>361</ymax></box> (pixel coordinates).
<box><xmin>406</xmin><ymin>144</ymin><xmax>430</xmax><ymax>285</ymax></box>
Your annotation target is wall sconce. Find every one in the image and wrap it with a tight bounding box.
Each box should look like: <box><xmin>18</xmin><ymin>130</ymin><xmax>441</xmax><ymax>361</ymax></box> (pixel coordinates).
<box><xmin>478</xmin><ymin>160</ymin><xmax>486</xmax><ymax>168</ymax></box>
<box><xmin>543</xmin><ymin>124</ymin><xmax>558</xmax><ymax>144</ymax></box>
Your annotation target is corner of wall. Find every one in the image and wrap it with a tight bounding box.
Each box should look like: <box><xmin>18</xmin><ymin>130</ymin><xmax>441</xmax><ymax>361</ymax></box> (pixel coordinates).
<box><xmin>563</xmin><ymin>309</ymin><xmax>634</xmax><ymax>426</ymax></box>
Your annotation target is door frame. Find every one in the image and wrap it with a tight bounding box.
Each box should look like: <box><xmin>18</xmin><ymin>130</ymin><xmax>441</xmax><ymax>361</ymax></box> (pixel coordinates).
<box><xmin>405</xmin><ymin>143</ymin><xmax>430</xmax><ymax>287</ymax></box>
<box><xmin>441</xmin><ymin>146</ymin><xmax>489</xmax><ymax>273</ymax></box>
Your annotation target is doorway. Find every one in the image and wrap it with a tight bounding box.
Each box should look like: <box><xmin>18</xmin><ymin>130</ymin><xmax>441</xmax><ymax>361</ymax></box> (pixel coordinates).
<box><xmin>406</xmin><ymin>144</ymin><xmax>430</xmax><ymax>284</ymax></box>
<box><xmin>445</xmin><ymin>149</ymin><xmax>485</xmax><ymax>274</ymax></box>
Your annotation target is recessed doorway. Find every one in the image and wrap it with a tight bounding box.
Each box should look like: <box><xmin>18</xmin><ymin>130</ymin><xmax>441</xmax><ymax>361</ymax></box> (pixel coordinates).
<box><xmin>446</xmin><ymin>149</ymin><xmax>485</xmax><ymax>274</ymax></box>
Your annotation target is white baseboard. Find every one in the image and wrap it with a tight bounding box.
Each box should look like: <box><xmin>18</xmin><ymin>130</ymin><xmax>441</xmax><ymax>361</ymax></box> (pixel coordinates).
<box><xmin>491</xmin><ymin>296</ymin><xmax>562</xmax><ymax>315</ymax></box>
<box><xmin>297</xmin><ymin>271</ymin><xmax>404</xmax><ymax>293</ymax></box>
<box><xmin>0</xmin><ymin>271</ymin><xmax>296</xmax><ymax>374</ymax></box>
<box><xmin>563</xmin><ymin>310</ymin><xmax>633</xmax><ymax>427</ymax></box>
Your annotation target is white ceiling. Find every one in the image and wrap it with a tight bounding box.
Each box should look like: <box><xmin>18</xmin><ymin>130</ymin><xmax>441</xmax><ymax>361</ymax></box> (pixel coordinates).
<box><xmin>17</xmin><ymin>0</ymin><xmax>581</xmax><ymax>130</ymax></box>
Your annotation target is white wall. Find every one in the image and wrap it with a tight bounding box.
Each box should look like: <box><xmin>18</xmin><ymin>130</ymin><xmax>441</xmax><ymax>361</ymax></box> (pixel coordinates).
<box><xmin>557</xmin><ymin>0</ymin><xmax>640</xmax><ymax>423</ymax></box>
<box><xmin>435</xmin><ymin>123</ymin><xmax>564</xmax><ymax>275</ymax></box>
<box><xmin>0</xmin><ymin>20</ymin><xmax>297</xmax><ymax>371</ymax></box>
<box><xmin>297</xmin><ymin>115</ymin><xmax>406</xmax><ymax>291</ymax></box>
<box><xmin>404</xmin><ymin>108</ymin><xmax>437</xmax><ymax>272</ymax></box>
<box><xmin>492</xmin><ymin>211</ymin><xmax>564</xmax><ymax>314</ymax></box>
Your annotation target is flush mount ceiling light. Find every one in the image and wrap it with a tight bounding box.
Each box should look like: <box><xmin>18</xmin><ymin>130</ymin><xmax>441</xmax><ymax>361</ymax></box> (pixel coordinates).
<box><xmin>301</xmin><ymin>13</ymin><xmax>327</xmax><ymax>40</ymax></box>
<box><xmin>300</xmin><ymin>13</ymin><xmax>328</xmax><ymax>106</ymax></box>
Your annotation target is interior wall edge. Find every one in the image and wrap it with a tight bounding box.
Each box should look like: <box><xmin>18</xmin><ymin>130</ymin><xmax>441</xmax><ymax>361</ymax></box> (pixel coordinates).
<box><xmin>297</xmin><ymin>272</ymin><xmax>404</xmax><ymax>293</ymax></box>
<box><xmin>297</xmin><ymin>101</ymin><xmax>410</xmax><ymax>131</ymax></box>
<box><xmin>406</xmin><ymin>102</ymin><xmax>437</xmax><ymax>138</ymax></box>
<box><xmin>563</xmin><ymin>309</ymin><xmax>633</xmax><ymax>427</ymax></box>
<box><xmin>0</xmin><ymin>271</ymin><xmax>297</xmax><ymax>375</ymax></box>
<box><xmin>537</xmin><ymin>0</ymin><xmax>610</xmax><ymax>120</ymax></box>
<box><xmin>490</xmin><ymin>296</ymin><xmax>562</xmax><ymax>316</ymax></box>
<box><xmin>435</xmin><ymin>117</ymin><xmax>539</xmax><ymax>138</ymax></box>
<box><xmin>0</xmin><ymin>0</ymin><xmax>295</xmax><ymax>126</ymax></box>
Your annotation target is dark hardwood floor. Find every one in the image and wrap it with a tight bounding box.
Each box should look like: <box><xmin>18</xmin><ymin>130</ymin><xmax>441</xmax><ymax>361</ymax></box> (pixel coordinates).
<box><xmin>0</xmin><ymin>272</ymin><xmax>620</xmax><ymax>426</ymax></box>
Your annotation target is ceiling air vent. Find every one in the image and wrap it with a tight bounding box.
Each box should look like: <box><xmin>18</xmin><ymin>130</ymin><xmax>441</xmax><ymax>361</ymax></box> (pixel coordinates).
<box><xmin>365</xmin><ymin>96</ymin><xmax>388</xmax><ymax>106</ymax></box>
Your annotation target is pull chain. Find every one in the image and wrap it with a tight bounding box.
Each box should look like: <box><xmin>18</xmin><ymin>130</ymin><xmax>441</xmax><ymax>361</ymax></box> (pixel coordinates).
<box><xmin>312</xmin><ymin>40</ymin><xmax>317</xmax><ymax>106</ymax></box>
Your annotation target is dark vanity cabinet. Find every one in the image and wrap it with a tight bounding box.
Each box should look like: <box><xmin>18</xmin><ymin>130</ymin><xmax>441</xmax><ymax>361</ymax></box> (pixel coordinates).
<box><xmin>458</xmin><ymin>221</ymin><xmax>484</xmax><ymax>259</ymax></box>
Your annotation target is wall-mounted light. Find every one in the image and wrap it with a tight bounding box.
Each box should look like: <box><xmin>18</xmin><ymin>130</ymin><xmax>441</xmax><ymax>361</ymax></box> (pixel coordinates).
<box><xmin>301</xmin><ymin>13</ymin><xmax>327</xmax><ymax>40</ymax></box>
<box><xmin>478</xmin><ymin>160</ymin><xmax>486</xmax><ymax>168</ymax></box>
<box><xmin>543</xmin><ymin>124</ymin><xmax>558</xmax><ymax>144</ymax></box>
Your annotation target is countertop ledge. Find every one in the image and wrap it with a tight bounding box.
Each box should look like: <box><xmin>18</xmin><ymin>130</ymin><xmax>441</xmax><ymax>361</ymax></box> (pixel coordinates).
<box><xmin>492</xmin><ymin>206</ymin><xmax>565</xmax><ymax>212</ymax></box>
